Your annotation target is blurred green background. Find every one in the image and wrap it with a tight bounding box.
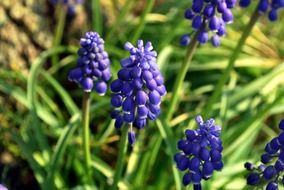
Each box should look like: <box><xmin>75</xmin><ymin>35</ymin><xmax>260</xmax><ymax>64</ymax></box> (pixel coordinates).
<box><xmin>0</xmin><ymin>0</ymin><xmax>284</xmax><ymax>189</ymax></box>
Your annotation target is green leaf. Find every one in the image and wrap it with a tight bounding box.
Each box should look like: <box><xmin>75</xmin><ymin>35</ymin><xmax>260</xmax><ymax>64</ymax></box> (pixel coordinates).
<box><xmin>41</xmin><ymin>71</ymin><xmax>79</xmax><ymax>115</ymax></box>
<box><xmin>44</xmin><ymin>114</ymin><xmax>80</xmax><ymax>190</ymax></box>
<box><xmin>156</xmin><ymin>119</ymin><xmax>182</xmax><ymax>190</ymax></box>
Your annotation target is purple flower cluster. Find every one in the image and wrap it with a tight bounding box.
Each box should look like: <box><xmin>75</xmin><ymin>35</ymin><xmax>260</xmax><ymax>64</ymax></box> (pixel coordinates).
<box><xmin>68</xmin><ymin>32</ymin><xmax>111</xmax><ymax>95</ymax></box>
<box><xmin>245</xmin><ymin>119</ymin><xmax>284</xmax><ymax>190</ymax></box>
<box><xmin>49</xmin><ymin>0</ymin><xmax>83</xmax><ymax>14</ymax></box>
<box><xmin>110</xmin><ymin>40</ymin><xmax>166</xmax><ymax>145</ymax></box>
<box><xmin>239</xmin><ymin>0</ymin><xmax>284</xmax><ymax>21</ymax></box>
<box><xmin>174</xmin><ymin>116</ymin><xmax>223</xmax><ymax>188</ymax></box>
<box><xmin>181</xmin><ymin>0</ymin><xmax>236</xmax><ymax>47</ymax></box>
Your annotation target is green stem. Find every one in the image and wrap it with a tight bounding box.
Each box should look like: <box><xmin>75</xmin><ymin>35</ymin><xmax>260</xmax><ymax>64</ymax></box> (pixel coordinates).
<box><xmin>202</xmin><ymin>7</ymin><xmax>260</xmax><ymax>118</ymax></box>
<box><xmin>130</xmin><ymin>0</ymin><xmax>155</xmax><ymax>44</ymax></box>
<box><xmin>166</xmin><ymin>31</ymin><xmax>200</xmax><ymax>122</ymax></box>
<box><xmin>82</xmin><ymin>92</ymin><xmax>92</xmax><ymax>183</ymax></box>
<box><xmin>111</xmin><ymin>127</ymin><xmax>128</xmax><ymax>190</ymax></box>
<box><xmin>125</xmin><ymin>130</ymin><xmax>145</xmax><ymax>181</ymax></box>
<box><xmin>92</xmin><ymin>0</ymin><xmax>102</xmax><ymax>34</ymax></box>
<box><xmin>52</xmin><ymin>5</ymin><xmax>67</xmax><ymax>66</ymax></box>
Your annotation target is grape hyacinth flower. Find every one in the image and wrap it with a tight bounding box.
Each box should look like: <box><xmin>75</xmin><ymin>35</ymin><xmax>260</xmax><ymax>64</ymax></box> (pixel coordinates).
<box><xmin>239</xmin><ymin>0</ymin><xmax>284</xmax><ymax>22</ymax></box>
<box><xmin>110</xmin><ymin>40</ymin><xmax>166</xmax><ymax>145</ymax></box>
<box><xmin>49</xmin><ymin>0</ymin><xmax>83</xmax><ymax>14</ymax></box>
<box><xmin>68</xmin><ymin>31</ymin><xmax>111</xmax><ymax>95</ymax></box>
<box><xmin>181</xmin><ymin>0</ymin><xmax>236</xmax><ymax>46</ymax></box>
<box><xmin>174</xmin><ymin>116</ymin><xmax>223</xmax><ymax>189</ymax></box>
<box><xmin>245</xmin><ymin>119</ymin><xmax>284</xmax><ymax>189</ymax></box>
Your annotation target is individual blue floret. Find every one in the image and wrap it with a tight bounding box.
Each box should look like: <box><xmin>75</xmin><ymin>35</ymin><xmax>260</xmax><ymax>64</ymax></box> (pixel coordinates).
<box><xmin>174</xmin><ymin>115</ymin><xmax>223</xmax><ymax>189</ymax></box>
<box><xmin>245</xmin><ymin>119</ymin><xmax>284</xmax><ymax>189</ymax></box>
<box><xmin>68</xmin><ymin>31</ymin><xmax>111</xmax><ymax>94</ymax></box>
<box><xmin>181</xmin><ymin>0</ymin><xmax>237</xmax><ymax>46</ymax></box>
<box><xmin>110</xmin><ymin>40</ymin><xmax>166</xmax><ymax>145</ymax></box>
<box><xmin>239</xmin><ymin>0</ymin><xmax>284</xmax><ymax>22</ymax></box>
<box><xmin>180</xmin><ymin>34</ymin><xmax>191</xmax><ymax>46</ymax></box>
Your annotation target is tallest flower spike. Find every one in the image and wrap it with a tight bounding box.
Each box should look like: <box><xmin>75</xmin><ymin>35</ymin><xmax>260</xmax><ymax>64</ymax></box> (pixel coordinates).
<box><xmin>110</xmin><ymin>40</ymin><xmax>166</xmax><ymax>145</ymax></box>
<box><xmin>181</xmin><ymin>0</ymin><xmax>236</xmax><ymax>47</ymax></box>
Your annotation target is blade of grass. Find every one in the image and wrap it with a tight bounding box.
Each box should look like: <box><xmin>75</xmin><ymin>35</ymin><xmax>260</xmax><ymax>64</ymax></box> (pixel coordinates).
<box><xmin>125</xmin><ymin>130</ymin><xmax>145</xmax><ymax>182</ymax></box>
<box><xmin>92</xmin><ymin>0</ymin><xmax>102</xmax><ymax>34</ymax></box>
<box><xmin>43</xmin><ymin>114</ymin><xmax>80</xmax><ymax>190</ymax></box>
<box><xmin>156</xmin><ymin>119</ymin><xmax>181</xmax><ymax>190</ymax></box>
<box><xmin>9</xmin><ymin>130</ymin><xmax>46</xmax><ymax>187</ymax></box>
<box><xmin>105</xmin><ymin>0</ymin><xmax>135</xmax><ymax>42</ymax></box>
<box><xmin>37</xmin><ymin>87</ymin><xmax>65</xmax><ymax>123</ymax></box>
<box><xmin>91</xmin><ymin>157</ymin><xmax>113</xmax><ymax>179</ymax></box>
<box><xmin>42</xmin><ymin>98</ymin><xmax>109</xmax><ymax>189</ymax></box>
<box><xmin>224</xmin><ymin>90</ymin><xmax>284</xmax><ymax>162</ymax></box>
<box><xmin>28</xmin><ymin>46</ymin><xmax>75</xmax><ymax>107</ymax></box>
<box><xmin>41</xmin><ymin>71</ymin><xmax>79</xmax><ymax>115</ymax></box>
<box><xmin>27</xmin><ymin>46</ymin><xmax>77</xmax><ymax>162</ymax></box>
<box><xmin>110</xmin><ymin>126</ymin><xmax>128</xmax><ymax>190</ymax></box>
<box><xmin>0</xmin><ymin>79</ymin><xmax>60</xmax><ymax>127</ymax></box>
<box><xmin>229</xmin><ymin>63</ymin><xmax>284</xmax><ymax>107</ymax></box>
<box><xmin>202</xmin><ymin>7</ymin><xmax>261</xmax><ymax>118</ymax></box>
<box><xmin>130</xmin><ymin>0</ymin><xmax>155</xmax><ymax>44</ymax></box>
<box><xmin>52</xmin><ymin>5</ymin><xmax>67</xmax><ymax>66</ymax></box>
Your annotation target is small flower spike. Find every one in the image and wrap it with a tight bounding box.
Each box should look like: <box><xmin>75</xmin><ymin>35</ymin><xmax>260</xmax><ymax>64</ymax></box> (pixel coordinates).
<box><xmin>239</xmin><ymin>0</ymin><xmax>284</xmax><ymax>22</ymax></box>
<box><xmin>110</xmin><ymin>40</ymin><xmax>166</xmax><ymax>145</ymax></box>
<box><xmin>174</xmin><ymin>115</ymin><xmax>223</xmax><ymax>188</ymax></box>
<box><xmin>244</xmin><ymin>119</ymin><xmax>284</xmax><ymax>189</ymax></box>
<box><xmin>68</xmin><ymin>31</ymin><xmax>111</xmax><ymax>95</ymax></box>
<box><xmin>182</xmin><ymin>0</ymin><xmax>237</xmax><ymax>46</ymax></box>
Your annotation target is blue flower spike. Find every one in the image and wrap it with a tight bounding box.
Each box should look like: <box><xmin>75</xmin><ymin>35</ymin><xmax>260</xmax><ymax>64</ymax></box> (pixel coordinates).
<box><xmin>239</xmin><ymin>0</ymin><xmax>284</xmax><ymax>22</ymax></box>
<box><xmin>181</xmin><ymin>0</ymin><xmax>237</xmax><ymax>46</ymax></box>
<box><xmin>174</xmin><ymin>115</ymin><xmax>223</xmax><ymax>188</ymax></box>
<box><xmin>245</xmin><ymin>119</ymin><xmax>284</xmax><ymax>189</ymax></box>
<box><xmin>68</xmin><ymin>31</ymin><xmax>111</xmax><ymax>94</ymax></box>
<box><xmin>110</xmin><ymin>40</ymin><xmax>166</xmax><ymax>145</ymax></box>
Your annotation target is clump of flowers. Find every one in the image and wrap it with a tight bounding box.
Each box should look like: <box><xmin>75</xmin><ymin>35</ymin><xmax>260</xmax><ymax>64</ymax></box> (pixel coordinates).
<box><xmin>68</xmin><ymin>31</ymin><xmax>111</xmax><ymax>95</ymax></box>
<box><xmin>245</xmin><ymin>119</ymin><xmax>284</xmax><ymax>189</ymax></box>
<box><xmin>181</xmin><ymin>0</ymin><xmax>236</xmax><ymax>47</ymax></box>
<box><xmin>110</xmin><ymin>40</ymin><xmax>166</xmax><ymax>145</ymax></box>
<box><xmin>174</xmin><ymin>115</ymin><xmax>223</xmax><ymax>189</ymax></box>
<box><xmin>49</xmin><ymin>0</ymin><xmax>83</xmax><ymax>14</ymax></box>
<box><xmin>239</xmin><ymin>0</ymin><xmax>284</xmax><ymax>21</ymax></box>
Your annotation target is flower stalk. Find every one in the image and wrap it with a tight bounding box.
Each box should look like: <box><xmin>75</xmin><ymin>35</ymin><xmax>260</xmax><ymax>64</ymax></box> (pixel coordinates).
<box><xmin>202</xmin><ymin>6</ymin><xmax>261</xmax><ymax>118</ymax></box>
<box><xmin>111</xmin><ymin>126</ymin><xmax>128</xmax><ymax>190</ymax></box>
<box><xmin>82</xmin><ymin>91</ymin><xmax>92</xmax><ymax>183</ymax></box>
<box><xmin>166</xmin><ymin>31</ymin><xmax>200</xmax><ymax>122</ymax></box>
